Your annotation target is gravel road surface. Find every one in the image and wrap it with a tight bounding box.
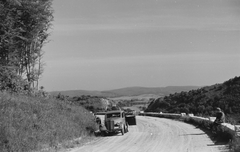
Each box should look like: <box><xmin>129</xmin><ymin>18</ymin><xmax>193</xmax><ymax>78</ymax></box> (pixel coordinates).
<box><xmin>70</xmin><ymin>116</ymin><xmax>228</xmax><ymax>152</ymax></box>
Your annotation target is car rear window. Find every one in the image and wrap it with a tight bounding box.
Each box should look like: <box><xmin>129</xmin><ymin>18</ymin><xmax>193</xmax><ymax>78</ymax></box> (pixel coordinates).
<box><xmin>106</xmin><ymin>113</ymin><xmax>121</xmax><ymax>118</ymax></box>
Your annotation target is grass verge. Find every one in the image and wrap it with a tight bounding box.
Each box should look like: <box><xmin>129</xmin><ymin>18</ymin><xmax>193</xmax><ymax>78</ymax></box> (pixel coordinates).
<box><xmin>0</xmin><ymin>92</ymin><xmax>98</xmax><ymax>152</ymax></box>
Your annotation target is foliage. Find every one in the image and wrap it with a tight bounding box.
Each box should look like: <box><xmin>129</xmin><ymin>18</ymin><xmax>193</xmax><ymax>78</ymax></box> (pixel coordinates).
<box><xmin>0</xmin><ymin>0</ymin><xmax>53</xmax><ymax>92</ymax></box>
<box><xmin>145</xmin><ymin>76</ymin><xmax>240</xmax><ymax>124</ymax></box>
<box><xmin>0</xmin><ymin>68</ymin><xmax>28</xmax><ymax>93</ymax></box>
<box><xmin>230</xmin><ymin>137</ymin><xmax>240</xmax><ymax>152</ymax></box>
<box><xmin>115</xmin><ymin>98</ymin><xmax>150</xmax><ymax>111</ymax></box>
<box><xmin>0</xmin><ymin>92</ymin><xmax>97</xmax><ymax>152</ymax></box>
<box><xmin>63</xmin><ymin>95</ymin><xmax>114</xmax><ymax>112</ymax></box>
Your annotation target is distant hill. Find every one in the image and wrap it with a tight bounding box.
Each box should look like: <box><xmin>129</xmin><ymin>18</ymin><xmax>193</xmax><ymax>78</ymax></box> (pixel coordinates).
<box><xmin>49</xmin><ymin>86</ymin><xmax>201</xmax><ymax>97</ymax></box>
<box><xmin>104</xmin><ymin>86</ymin><xmax>201</xmax><ymax>96</ymax></box>
<box><xmin>50</xmin><ymin>90</ymin><xmax>103</xmax><ymax>97</ymax></box>
<box><xmin>109</xmin><ymin>94</ymin><xmax>161</xmax><ymax>101</ymax></box>
<box><xmin>145</xmin><ymin>76</ymin><xmax>240</xmax><ymax>124</ymax></box>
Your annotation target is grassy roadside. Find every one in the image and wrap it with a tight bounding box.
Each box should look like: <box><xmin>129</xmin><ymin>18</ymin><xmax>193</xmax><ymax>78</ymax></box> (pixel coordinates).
<box><xmin>0</xmin><ymin>92</ymin><xmax>98</xmax><ymax>152</ymax></box>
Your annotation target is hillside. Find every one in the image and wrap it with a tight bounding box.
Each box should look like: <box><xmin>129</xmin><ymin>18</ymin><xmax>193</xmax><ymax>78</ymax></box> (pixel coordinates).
<box><xmin>50</xmin><ymin>86</ymin><xmax>201</xmax><ymax>97</ymax></box>
<box><xmin>146</xmin><ymin>76</ymin><xmax>240</xmax><ymax>124</ymax></box>
<box><xmin>67</xmin><ymin>96</ymin><xmax>116</xmax><ymax>112</ymax></box>
<box><xmin>0</xmin><ymin>92</ymin><xmax>97</xmax><ymax>152</ymax></box>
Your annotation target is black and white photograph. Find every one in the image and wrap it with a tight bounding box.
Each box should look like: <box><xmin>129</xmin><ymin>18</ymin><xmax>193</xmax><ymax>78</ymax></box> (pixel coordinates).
<box><xmin>0</xmin><ymin>0</ymin><xmax>239</xmax><ymax>151</ymax></box>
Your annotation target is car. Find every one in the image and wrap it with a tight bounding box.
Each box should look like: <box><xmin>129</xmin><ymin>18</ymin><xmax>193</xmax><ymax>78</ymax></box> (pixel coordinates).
<box><xmin>125</xmin><ymin>110</ymin><xmax>137</xmax><ymax>125</ymax></box>
<box><xmin>99</xmin><ymin>110</ymin><xmax>128</xmax><ymax>136</ymax></box>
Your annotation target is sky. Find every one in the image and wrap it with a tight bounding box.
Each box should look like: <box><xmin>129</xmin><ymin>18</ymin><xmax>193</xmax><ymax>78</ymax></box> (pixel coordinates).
<box><xmin>39</xmin><ymin>0</ymin><xmax>240</xmax><ymax>91</ymax></box>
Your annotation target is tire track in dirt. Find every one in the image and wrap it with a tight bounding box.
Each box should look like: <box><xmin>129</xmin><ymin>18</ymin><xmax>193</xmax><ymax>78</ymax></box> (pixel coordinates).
<box><xmin>70</xmin><ymin>116</ymin><xmax>228</xmax><ymax>152</ymax></box>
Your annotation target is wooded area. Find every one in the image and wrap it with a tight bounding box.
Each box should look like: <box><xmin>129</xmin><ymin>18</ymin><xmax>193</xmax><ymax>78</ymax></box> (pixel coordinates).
<box><xmin>0</xmin><ymin>0</ymin><xmax>53</xmax><ymax>93</ymax></box>
<box><xmin>146</xmin><ymin>76</ymin><xmax>240</xmax><ymax>124</ymax></box>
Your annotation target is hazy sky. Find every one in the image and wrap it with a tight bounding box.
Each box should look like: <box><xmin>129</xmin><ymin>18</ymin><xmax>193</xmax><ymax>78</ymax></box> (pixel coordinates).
<box><xmin>39</xmin><ymin>0</ymin><xmax>240</xmax><ymax>91</ymax></box>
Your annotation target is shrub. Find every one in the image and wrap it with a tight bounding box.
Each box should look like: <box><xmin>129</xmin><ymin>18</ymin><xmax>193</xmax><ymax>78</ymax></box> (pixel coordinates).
<box><xmin>0</xmin><ymin>69</ymin><xmax>28</xmax><ymax>94</ymax></box>
<box><xmin>230</xmin><ymin>137</ymin><xmax>240</xmax><ymax>152</ymax></box>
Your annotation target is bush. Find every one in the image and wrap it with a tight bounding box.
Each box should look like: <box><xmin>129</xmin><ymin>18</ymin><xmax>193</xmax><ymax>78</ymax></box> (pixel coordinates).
<box><xmin>230</xmin><ymin>138</ymin><xmax>240</xmax><ymax>152</ymax></box>
<box><xmin>0</xmin><ymin>69</ymin><xmax>28</xmax><ymax>94</ymax></box>
<box><xmin>0</xmin><ymin>92</ymin><xmax>97</xmax><ymax>152</ymax></box>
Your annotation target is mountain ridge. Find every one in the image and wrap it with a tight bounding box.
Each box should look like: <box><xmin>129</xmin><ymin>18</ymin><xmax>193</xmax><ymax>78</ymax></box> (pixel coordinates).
<box><xmin>50</xmin><ymin>86</ymin><xmax>201</xmax><ymax>97</ymax></box>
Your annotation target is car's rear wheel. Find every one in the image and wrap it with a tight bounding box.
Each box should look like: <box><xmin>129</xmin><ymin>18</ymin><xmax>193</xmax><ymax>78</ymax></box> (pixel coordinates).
<box><xmin>121</xmin><ymin>125</ymin><xmax>124</xmax><ymax>135</ymax></box>
<box><xmin>125</xmin><ymin>123</ymin><xmax>129</xmax><ymax>133</ymax></box>
<box><xmin>101</xmin><ymin>131</ymin><xmax>105</xmax><ymax>137</ymax></box>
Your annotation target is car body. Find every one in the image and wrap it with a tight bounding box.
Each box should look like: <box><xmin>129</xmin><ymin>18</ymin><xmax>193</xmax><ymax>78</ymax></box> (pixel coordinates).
<box><xmin>125</xmin><ymin>110</ymin><xmax>137</xmax><ymax>125</ymax></box>
<box><xmin>100</xmin><ymin>110</ymin><xmax>128</xmax><ymax>136</ymax></box>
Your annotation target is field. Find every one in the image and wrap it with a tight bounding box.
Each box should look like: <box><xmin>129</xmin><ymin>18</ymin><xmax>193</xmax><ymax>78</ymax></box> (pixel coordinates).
<box><xmin>109</xmin><ymin>94</ymin><xmax>162</xmax><ymax>112</ymax></box>
<box><xmin>109</xmin><ymin>94</ymin><xmax>162</xmax><ymax>101</ymax></box>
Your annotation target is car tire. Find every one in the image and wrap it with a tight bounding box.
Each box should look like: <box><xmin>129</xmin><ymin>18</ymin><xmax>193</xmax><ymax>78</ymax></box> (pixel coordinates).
<box><xmin>121</xmin><ymin>125</ymin><xmax>124</xmax><ymax>135</ymax></box>
<box><xmin>125</xmin><ymin>125</ymin><xmax>128</xmax><ymax>133</ymax></box>
<box><xmin>125</xmin><ymin>123</ymin><xmax>129</xmax><ymax>133</ymax></box>
<box><xmin>101</xmin><ymin>131</ymin><xmax>105</xmax><ymax>137</ymax></box>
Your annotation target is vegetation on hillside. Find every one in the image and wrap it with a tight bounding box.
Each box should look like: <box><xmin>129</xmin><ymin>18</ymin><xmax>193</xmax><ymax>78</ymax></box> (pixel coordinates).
<box><xmin>0</xmin><ymin>1</ymin><xmax>98</xmax><ymax>152</ymax></box>
<box><xmin>146</xmin><ymin>76</ymin><xmax>240</xmax><ymax>124</ymax></box>
<box><xmin>146</xmin><ymin>76</ymin><xmax>240</xmax><ymax>152</ymax></box>
<box><xmin>50</xmin><ymin>86</ymin><xmax>201</xmax><ymax>97</ymax></box>
<box><xmin>58</xmin><ymin>94</ymin><xmax>150</xmax><ymax>113</ymax></box>
<box><xmin>0</xmin><ymin>0</ymin><xmax>53</xmax><ymax>93</ymax></box>
<box><xmin>60</xmin><ymin>95</ymin><xmax>117</xmax><ymax>112</ymax></box>
<box><xmin>68</xmin><ymin>95</ymin><xmax>112</xmax><ymax>112</ymax></box>
<box><xmin>1</xmin><ymin>1</ymin><xmax>239</xmax><ymax>151</ymax></box>
<box><xmin>116</xmin><ymin>98</ymin><xmax>151</xmax><ymax>111</ymax></box>
<box><xmin>0</xmin><ymin>92</ymin><xmax>97</xmax><ymax>152</ymax></box>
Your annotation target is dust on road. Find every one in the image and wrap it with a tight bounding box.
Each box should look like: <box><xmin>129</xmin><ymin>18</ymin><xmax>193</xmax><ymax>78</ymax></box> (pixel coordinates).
<box><xmin>70</xmin><ymin>116</ymin><xmax>228</xmax><ymax>152</ymax></box>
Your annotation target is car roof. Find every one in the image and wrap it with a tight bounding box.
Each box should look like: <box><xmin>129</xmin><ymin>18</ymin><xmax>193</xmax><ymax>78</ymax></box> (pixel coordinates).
<box><xmin>105</xmin><ymin>110</ymin><xmax>123</xmax><ymax>114</ymax></box>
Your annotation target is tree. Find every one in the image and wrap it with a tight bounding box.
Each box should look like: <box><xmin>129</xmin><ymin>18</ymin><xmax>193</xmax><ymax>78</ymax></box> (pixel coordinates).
<box><xmin>0</xmin><ymin>0</ymin><xmax>53</xmax><ymax>93</ymax></box>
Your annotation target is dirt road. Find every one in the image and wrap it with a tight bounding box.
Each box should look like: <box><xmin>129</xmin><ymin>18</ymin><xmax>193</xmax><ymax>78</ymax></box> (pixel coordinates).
<box><xmin>70</xmin><ymin>116</ymin><xmax>228</xmax><ymax>152</ymax></box>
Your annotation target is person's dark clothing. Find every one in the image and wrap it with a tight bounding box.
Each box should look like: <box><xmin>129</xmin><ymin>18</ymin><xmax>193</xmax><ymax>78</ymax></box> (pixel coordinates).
<box><xmin>214</xmin><ymin>111</ymin><xmax>225</xmax><ymax>124</ymax></box>
<box><xmin>96</xmin><ymin>117</ymin><xmax>101</xmax><ymax>125</ymax></box>
<box><xmin>211</xmin><ymin>110</ymin><xmax>225</xmax><ymax>134</ymax></box>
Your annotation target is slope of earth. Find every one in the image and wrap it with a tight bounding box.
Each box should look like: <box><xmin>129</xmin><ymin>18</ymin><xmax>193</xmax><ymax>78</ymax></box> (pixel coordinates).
<box><xmin>69</xmin><ymin>116</ymin><xmax>228</xmax><ymax>152</ymax></box>
<box><xmin>145</xmin><ymin>76</ymin><xmax>240</xmax><ymax>124</ymax></box>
